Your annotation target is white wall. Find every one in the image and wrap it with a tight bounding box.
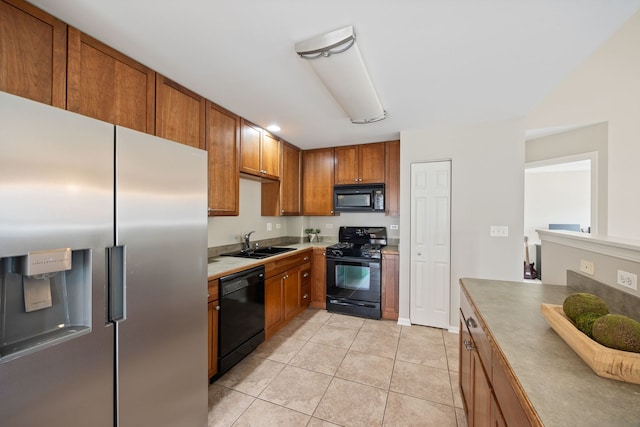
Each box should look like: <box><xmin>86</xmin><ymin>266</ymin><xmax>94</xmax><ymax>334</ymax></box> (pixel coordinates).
<box><xmin>524</xmin><ymin>169</ymin><xmax>591</xmax><ymax>245</ymax></box>
<box><xmin>526</xmin><ymin>10</ymin><xmax>640</xmax><ymax>239</ymax></box>
<box><xmin>400</xmin><ymin>118</ymin><xmax>525</xmax><ymax>329</ymax></box>
<box><xmin>525</xmin><ymin>122</ymin><xmax>607</xmax><ymax>235</ymax></box>
<box><xmin>207</xmin><ymin>178</ymin><xmax>303</xmax><ymax>246</ymax></box>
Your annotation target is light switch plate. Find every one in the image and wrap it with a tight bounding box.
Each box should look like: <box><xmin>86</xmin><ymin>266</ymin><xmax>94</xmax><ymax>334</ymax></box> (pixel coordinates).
<box><xmin>490</xmin><ymin>226</ymin><xmax>509</xmax><ymax>237</ymax></box>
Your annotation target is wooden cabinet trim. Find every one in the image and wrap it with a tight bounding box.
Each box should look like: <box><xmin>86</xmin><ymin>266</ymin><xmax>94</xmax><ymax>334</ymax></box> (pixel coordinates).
<box><xmin>384</xmin><ymin>140</ymin><xmax>400</xmax><ymax>216</ymax></box>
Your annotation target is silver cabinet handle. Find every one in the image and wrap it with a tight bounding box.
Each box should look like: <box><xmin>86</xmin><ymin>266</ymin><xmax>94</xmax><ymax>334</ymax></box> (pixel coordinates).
<box><xmin>303</xmin><ymin>293</ymin><xmax>309</xmax><ymax>299</ymax></box>
<box><xmin>215</xmin><ymin>306</ymin><xmax>220</xmax><ymax>311</ymax></box>
<box><xmin>466</xmin><ymin>317</ymin><xmax>477</xmax><ymax>329</ymax></box>
<box><xmin>303</xmin><ymin>256</ymin><xmax>309</xmax><ymax>261</ymax></box>
<box><xmin>463</xmin><ymin>339</ymin><xmax>475</xmax><ymax>351</ymax></box>
<box><xmin>303</xmin><ymin>272</ymin><xmax>309</xmax><ymax>278</ymax></box>
<box><xmin>207</xmin><ymin>292</ymin><xmax>210</xmax><ymax>298</ymax></box>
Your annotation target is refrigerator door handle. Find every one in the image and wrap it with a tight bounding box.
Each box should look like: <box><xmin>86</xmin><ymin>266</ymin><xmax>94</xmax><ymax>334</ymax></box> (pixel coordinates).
<box><xmin>107</xmin><ymin>245</ymin><xmax>126</xmax><ymax>323</ymax></box>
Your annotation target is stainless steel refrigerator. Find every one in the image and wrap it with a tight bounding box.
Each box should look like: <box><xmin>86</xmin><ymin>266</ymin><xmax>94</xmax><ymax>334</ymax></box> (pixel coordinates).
<box><xmin>0</xmin><ymin>92</ymin><xmax>208</xmax><ymax>426</ymax></box>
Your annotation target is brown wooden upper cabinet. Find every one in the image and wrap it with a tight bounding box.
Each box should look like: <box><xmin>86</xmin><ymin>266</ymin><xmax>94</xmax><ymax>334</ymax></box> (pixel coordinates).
<box><xmin>206</xmin><ymin>101</ymin><xmax>240</xmax><ymax>216</ymax></box>
<box><xmin>240</xmin><ymin>119</ymin><xmax>280</xmax><ymax>180</ymax></box>
<box><xmin>67</xmin><ymin>27</ymin><xmax>155</xmax><ymax>133</ymax></box>
<box><xmin>385</xmin><ymin>140</ymin><xmax>400</xmax><ymax>216</ymax></box>
<box><xmin>156</xmin><ymin>75</ymin><xmax>205</xmax><ymax>149</ymax></box>
<box><xmin>280</xmin><ymin>142</ymin><xmax>301</xmax><ymax>214</ymax></box>
<box><xmin>302</xmin><ymin>148</ymin><xmax>335</xmax><ymax>216</ymax></box>
<box><xmin>0</xmin><ymin>0</ymin><xmax>67</xmax><ymax>108</ymax></box>
<box><xmin>334</xmin><ymin>142</ymin><xmax>385</xmax><ymax>185</ymax></box>
<box><xmin>262</xmin><ymin>141</ymin><xmax>301</xmax><ymax>216</ymax></box>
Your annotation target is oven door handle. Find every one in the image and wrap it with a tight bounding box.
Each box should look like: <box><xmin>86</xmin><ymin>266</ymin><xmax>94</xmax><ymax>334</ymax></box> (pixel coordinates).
<box><xmin>325</xmin><ymin>255</ymin><xmax>381</xmax><ymax>263</ymax></box>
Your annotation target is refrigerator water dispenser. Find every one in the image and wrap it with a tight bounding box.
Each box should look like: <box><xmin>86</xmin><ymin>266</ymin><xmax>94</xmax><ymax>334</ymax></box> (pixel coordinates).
<box><xmin>0</xmin><ymin>249</ymin><xmax>91</xmax><ymax>362</ymax></box>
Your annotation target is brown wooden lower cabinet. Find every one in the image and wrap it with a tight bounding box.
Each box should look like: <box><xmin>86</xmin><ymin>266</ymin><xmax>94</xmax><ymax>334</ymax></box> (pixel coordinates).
<box><xmin>381</xmin><ymin>252</ymin><xmax>399</xmax><ymax>320</ymax></box>
<box><xmin>207</xmin><ymin>279</ymin><xmax>219</xmax><ymax>379</ymax></box>
<box><xmin>310</xmin><ymin>247</ymin><xmax>326</xmax><ymax>309</ymax></box>
<box><xmin>460</xmin><ymin>288</ymin><xmax>541</xmax><ymax>427</ymax></box>
<box><xmin>264</xmin><ymin>249</ymin><xmax>312</xmax><ymax>338</ymax></box>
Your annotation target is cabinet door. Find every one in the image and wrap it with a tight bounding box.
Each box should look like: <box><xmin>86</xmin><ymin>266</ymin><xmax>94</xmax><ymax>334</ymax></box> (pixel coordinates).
<box><xmin>302</xmin><ymin>148</ymin><xmax>335</xmax><ymax>215</ymax></box>
<box><xmin>334</xmin><ymin>145</ymin><xmax>358</xmax><ymax>184</ymax></box>
<box><xmin>311</xmin><ymin>248</ymin><xmax>326</xmax><ymax>308</ymax></box>
<box><xmin>0</xmin><ymin>0</ymin><xmax>66</xmax><ymax>108</ymax></box>
<box><xmin>206</xmin><ymin>101</ymin><xmax>239</xmax><ymax>216</ymax></box>
<box><xmin>358</xmin><ymin>142</ymin><xmax>386</xmax><ymax>183</ymax></box>
<box><xmin>381</xmin><ymin>253</ymin><xmax>399</xmax><ymax>320</ymax></box>
<box><xmin>67</xmin><ymin>28</ymin><xmax>155</xmax><ymax>133</ymax></box>
<box><xmin>490</xmin><ymin>394</ymin><xmax>507</xmax><ymax>427</ymax></box>
<box><xmin>240</xmin><ymin>120</ymin><xmax>262</xmax><ymax>176</ymax></box>
<box><xmin>155</xmin><ymin>75</ymin><xmax>205</xmax><ymax>149</ymax></box>
<box><xmin>261</xmin><ymin>131</ymin><xmax>280</xmax><ymax>179</ymax></box>
<box><xmin>473</xmin><ymin>350</ymin><xmax>492</xmax><ymax>427</ymax></box>
<box><xmin>280</xmin><ymin>142</ymin><xmax>301</xmax><ymax>215</ymax></box>
<box><xmin>283</xmin><ymin>268</ymin><xmax>300</xmax><ymax>321</ymax></box>
<box><xmin>265</xmin><ymin>275</ymin><xmax>284</xmax><ymax>333</ymax></box>
<box><xmin>385</xmin><ymin>140</ymin><xmax>400</xmax><ymax>216</ymax></box>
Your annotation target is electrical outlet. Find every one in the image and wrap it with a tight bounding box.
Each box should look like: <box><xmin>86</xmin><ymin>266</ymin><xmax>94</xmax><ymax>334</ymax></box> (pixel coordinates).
<box><xmin>490</xmin><ymin>226</ymin><xmax>509</xmax><ymax>237</ymax></box>
<box><xmin>580</xmin><ymin>259</ymin><xmax>595</xmax><ymax>276</ymax></box>
<box><xmin>617</xmin><ymin>270</ymin><xmax>638</xmax><ymax>290</ymax></box>
<box><xmin>390</xmin><ymin>224</ymin><xmax>399</xmax><ymax>230</ymax></box>
<box><xmin>275</xmin><ymin>223</ymin><xmax>281</xmax><ymax>229</ymax></box>
<box><xmin>266</xmin><ymin>222</ymin><xmax>272</xmax><ymax>231</ymax></box>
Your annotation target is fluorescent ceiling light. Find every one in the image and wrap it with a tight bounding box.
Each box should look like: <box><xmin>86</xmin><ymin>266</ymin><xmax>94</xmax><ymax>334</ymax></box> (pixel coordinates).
<box><xmin>295</xmin><ymin>26</ymin><xmax>386</xmax><ymax>124</ymax></box>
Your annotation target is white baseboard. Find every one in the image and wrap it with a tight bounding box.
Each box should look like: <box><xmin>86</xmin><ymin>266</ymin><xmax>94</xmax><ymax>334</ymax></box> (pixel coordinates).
<box><xmin>448</xmin><ymin>325</ymin><xmax>460</xmax><ymax>334</ymax></box>
<box><xmin>397</xmin><ymin>317</ymin><xmax>411</xmax><ymax>326</ymax></box>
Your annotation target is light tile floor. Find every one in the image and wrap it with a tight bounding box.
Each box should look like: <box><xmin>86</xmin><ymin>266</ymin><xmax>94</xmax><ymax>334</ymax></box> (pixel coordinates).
<box><xmin>208</xmin><ymin>308</ymin><xmax>467</xmax><ymax>426</ymax></box>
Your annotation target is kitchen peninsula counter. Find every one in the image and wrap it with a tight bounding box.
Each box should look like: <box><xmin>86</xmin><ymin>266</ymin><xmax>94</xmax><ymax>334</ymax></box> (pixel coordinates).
<box><xmin>460</xmin><ymin>278</ymin><xmax>640</xmax><ymax>426</ymax></box>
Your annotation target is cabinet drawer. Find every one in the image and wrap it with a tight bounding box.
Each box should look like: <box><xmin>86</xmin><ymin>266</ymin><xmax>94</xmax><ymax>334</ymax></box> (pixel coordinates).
<box><xmin>460</xmin><ymin>289</ymin><xmax>491</xmax><ymax>371</ymax></box>
<box><xmin>208</xmin><ymin>279</ymin><xmax>219</xmax><ymax>302</ymax></box>
<box><xmin>265</xmin><ymin>250</ymin><xmax>312</xmax><ymax>278</ymax></box>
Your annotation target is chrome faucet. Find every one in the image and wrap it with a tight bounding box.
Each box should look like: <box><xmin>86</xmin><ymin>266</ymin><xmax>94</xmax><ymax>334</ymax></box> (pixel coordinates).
<box><xmin>243</xmin><ymin>231</ymin><xmax>255</xmax><ymax>251</ymax></box>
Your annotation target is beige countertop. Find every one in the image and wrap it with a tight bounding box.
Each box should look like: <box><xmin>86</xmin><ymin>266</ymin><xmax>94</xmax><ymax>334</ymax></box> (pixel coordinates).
<box><xmin>207</xmin><ymin>242</ymin><xmax>333</xmax><ymax>280</ymax></box>
<box><xmin>460</xmin><ymin>278</ymin><xmax>640</xmax><ymax>427</ymax></box>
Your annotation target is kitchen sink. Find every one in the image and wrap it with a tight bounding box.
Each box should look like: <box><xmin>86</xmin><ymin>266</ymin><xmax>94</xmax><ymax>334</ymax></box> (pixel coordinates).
<box><xmin>220</xmin><ymin>246</ymin><xmax>296</xmax><ymax>259</ymax></box>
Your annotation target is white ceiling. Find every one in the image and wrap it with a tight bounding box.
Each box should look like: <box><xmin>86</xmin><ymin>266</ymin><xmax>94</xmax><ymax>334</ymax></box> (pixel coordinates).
<box><xmin>30</xmin><ymin>0</ymin><xmax>640</xmax><ymax>149</ymax></box>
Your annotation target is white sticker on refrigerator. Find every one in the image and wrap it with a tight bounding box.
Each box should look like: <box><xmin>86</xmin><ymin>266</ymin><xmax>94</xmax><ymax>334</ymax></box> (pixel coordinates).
<box><xmin>23</xmin><ymin>276</ymin><xmax>53</xmax><ymax>312</ymax></box>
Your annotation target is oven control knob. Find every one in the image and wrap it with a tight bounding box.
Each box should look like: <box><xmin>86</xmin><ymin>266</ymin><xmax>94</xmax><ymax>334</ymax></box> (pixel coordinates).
<box><xmin>330</xmin><ymin>249</ymin><xmax>343</xmax><ymax>257</ymax></box>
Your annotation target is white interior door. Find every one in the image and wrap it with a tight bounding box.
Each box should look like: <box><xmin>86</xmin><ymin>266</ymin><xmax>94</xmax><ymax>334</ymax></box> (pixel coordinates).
<box><xmin>410</xmin><ymin>161</ymin><xmax>451</xmax><ymax>328</ymax></box>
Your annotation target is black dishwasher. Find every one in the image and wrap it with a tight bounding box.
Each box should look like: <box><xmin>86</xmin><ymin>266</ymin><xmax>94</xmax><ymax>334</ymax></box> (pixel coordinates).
<box><xmin>217</xmin><ymin>265</ymin><xmax>265</xmax><ymax>377</ymax></box>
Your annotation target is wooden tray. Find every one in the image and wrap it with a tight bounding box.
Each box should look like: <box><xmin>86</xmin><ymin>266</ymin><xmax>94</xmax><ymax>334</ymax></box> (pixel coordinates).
<box><xmin>541</xmin><ymin>303</ymin><xmax>640</xmax><ymax>385</ymax></box>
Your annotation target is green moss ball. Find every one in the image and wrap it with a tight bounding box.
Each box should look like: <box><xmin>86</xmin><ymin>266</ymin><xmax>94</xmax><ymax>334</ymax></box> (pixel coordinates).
<box><xmin>562</xmin><ymin>293</ymin><xmax>609</xmax><ymax>322</ymax></box>
<box><xmin>592</xmin><ymin>314</ymin><xmax>640</xmax><ymax>353</ymax></box>
<box><xmin>575</xmin><ymin>312</ymin><xmax>603</xmax><ymax>338</ymax></box>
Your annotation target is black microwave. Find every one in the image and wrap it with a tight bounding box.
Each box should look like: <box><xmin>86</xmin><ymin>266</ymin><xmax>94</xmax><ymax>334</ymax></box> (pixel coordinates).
<box><xmin>334</xmin><ymin>184</ymin><xmax>385</xmax><ymax>212</ymax></box>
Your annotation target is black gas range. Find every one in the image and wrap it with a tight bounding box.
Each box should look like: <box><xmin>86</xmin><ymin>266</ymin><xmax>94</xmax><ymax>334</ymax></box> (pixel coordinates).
<box><xmin>325</xmin><ymin>226</ymin><xmax>387</xmax><ymax>259</ymax></box>
<box><xmin>325</xmin><ymin>227</ymin><xmax>387</xmax><ymax>319</ymax></box>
